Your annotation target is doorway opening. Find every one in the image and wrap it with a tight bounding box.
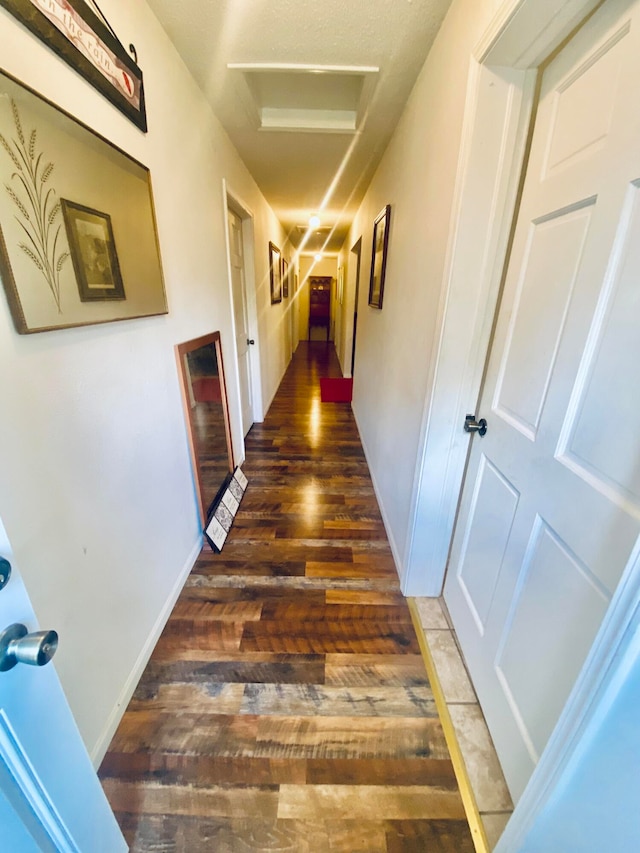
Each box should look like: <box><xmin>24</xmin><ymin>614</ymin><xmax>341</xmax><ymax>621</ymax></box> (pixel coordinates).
<box><xmin>224</xmin><ymin>187</ymin><xmax>263</xmax><ymax>448</ymax></box>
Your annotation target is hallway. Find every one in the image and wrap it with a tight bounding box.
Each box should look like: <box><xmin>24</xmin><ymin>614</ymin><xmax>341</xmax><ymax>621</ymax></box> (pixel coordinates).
<box><xmin>99</xmin><ymin>342</ymin><xmax>474</xmax><ymax>852</ymax></box>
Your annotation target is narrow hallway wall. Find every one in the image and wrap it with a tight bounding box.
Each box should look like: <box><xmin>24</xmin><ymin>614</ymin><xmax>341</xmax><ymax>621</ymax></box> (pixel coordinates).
<box><xmin>341</xmin><ymin>0</ymin><xmax>505</xmax><ymax>581</ymax></box>
<box><xmin>0</xmin><ymin>0</ymin><xmax>287</xmax><ymax>761</ymax></box>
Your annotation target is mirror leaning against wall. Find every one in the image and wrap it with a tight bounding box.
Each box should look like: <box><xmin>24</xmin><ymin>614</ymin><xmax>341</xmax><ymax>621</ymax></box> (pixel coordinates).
<box><xmin>175</xmin><ymin>332</ymin><xmax>234</xmax><ymax>526</ymax></box>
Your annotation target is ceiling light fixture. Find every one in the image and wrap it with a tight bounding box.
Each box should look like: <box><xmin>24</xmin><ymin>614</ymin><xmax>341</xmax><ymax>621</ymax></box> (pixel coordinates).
<box><xmin>309</xmin><ymin>214</ymin><xmax>321</xmax><ymax>229</ymax></box>
<box><xmin>314</xmin><ymin>253</ymin><xmax>323</xmax><ymax>262</ymax></box>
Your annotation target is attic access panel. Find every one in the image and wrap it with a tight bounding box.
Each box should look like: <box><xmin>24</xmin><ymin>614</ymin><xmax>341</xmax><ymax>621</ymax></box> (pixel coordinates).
<box><xmin>228</xmin><ymin>64</ymin><xmax>378</xmax><ymax>133</ymax></box>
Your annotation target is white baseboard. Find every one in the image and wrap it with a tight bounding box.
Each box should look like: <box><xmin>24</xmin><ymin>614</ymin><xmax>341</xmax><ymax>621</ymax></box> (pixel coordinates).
<box><xmin>351</xmin><ymin>407</ymin><xmax>404</xmax><ymax>587</ymax></box>
<box><xmin>90</xmin><ymin>536</ymin><xmax>202</xmax><ymax>768</ymax></box>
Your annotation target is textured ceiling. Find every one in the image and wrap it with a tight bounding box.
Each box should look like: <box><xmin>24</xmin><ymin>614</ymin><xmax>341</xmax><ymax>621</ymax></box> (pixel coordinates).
<box><xmin>145</xmin><ymin>0</ymin><xmax>453</xmax><ymax>252</ymax></box>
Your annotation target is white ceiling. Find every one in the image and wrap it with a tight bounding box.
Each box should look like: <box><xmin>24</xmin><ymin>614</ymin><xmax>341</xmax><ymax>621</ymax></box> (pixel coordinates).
<box><xmin>145</xmin><ymin>0</ymin><xmax>453</xmax><ymax>252</ymax></box>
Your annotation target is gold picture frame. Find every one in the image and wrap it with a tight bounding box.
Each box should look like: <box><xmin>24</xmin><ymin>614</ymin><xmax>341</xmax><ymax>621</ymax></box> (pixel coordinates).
<box><xmin>0</xmin><ymin>70</ymin><xmax>166</xmax><ymax>334</ymax></box>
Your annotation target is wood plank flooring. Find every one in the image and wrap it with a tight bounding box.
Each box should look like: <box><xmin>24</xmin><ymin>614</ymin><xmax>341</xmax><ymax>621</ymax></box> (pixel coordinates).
<box><xmin>99</xmin><ymin>342</ymin><xmax>474</xmax><ymax>852</ymax></box>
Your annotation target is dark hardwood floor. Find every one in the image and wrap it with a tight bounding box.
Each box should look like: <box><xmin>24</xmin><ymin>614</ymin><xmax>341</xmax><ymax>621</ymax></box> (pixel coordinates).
<box><xmin>99</xmin><ymin>342</ymin><xmax>474</xmax><ymax>852</ymax></box>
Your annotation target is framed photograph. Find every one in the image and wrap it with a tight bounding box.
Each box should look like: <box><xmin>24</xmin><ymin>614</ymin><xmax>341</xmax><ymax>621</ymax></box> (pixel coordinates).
<box><xmin>0</xmin><ymin>0</ymin><xmax>147</xmax><ymax>132</ymax></box>
<box><xmin>0</xmin><ymin>70</ymin><xmax>166</xmax><ymax>334</ymax></box>
<box><xmin>368</xmin><ymin>204</ymin><xmax>391</xmax><ymax>309</ymax></box>
<box><xmin>269</xmin><ymin>241</ymin><xmax>282</xmax><ymax>304</ymax></box>
<box><xmin>282</xmin><ymin>257</ymin><xmax>289</xmax><ymax>298</ymax></box>
<box><xmin>61</xmin><ymin>201</ymin><xmax>124</xmax><ymax>301</ymax></box>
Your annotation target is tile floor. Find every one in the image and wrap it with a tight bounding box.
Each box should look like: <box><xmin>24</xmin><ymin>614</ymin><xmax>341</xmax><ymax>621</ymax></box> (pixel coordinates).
<box><xmin>412</xmin><ymin>597</ymin><xmax>513</xmax><ymax>852</ymax></box>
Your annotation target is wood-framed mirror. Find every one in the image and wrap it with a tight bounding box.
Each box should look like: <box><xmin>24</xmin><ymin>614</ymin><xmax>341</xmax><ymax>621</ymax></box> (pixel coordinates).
<box><xmin>175</xmin><ymin>331</ymin><xmax>234</xmax><ymax>525</ymax></box>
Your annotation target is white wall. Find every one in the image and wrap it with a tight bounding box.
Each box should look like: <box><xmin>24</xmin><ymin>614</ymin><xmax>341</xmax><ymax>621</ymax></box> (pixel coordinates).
<box><xmin>0</xmin><ymin>0</ymin><xmax>287</xmax><ymax>761</ymax></box>
<box><xmin>340</xmin><ymin>0</ymin><xmax>504</xmax><ymax>578</ymax></box>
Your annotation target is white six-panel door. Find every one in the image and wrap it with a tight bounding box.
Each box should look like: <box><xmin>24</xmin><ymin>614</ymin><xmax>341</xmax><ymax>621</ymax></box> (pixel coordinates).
<box><xmin>444</xmin><ymin>0</ymin><xmax>640</xmax><ymax>801</ymax></box>
<box><xmin>228</xmin><ymin>208</ymin><xmax>254</xmax><ymax>437</ymax></box>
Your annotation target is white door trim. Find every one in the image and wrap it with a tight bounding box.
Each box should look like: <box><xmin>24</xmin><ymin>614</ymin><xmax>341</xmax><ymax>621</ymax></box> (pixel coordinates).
<box><xmin>222</xmin><ymin>181</ymin><xmax>263</xmax><ymax>460</ymax></box>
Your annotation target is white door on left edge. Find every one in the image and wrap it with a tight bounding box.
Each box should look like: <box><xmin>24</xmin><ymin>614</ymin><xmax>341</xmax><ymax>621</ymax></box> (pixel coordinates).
<box><xmin>445</xmin><ymin>0</ymin><xmax>640</xmax><ymax>802</ymax></box>
<box><xmin>0</xmin><ymin>516</ymin><xmax>125</xmax><ymax>851</ymax></box>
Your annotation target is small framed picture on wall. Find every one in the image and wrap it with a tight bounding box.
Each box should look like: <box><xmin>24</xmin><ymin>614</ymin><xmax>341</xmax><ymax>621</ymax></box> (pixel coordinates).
<box><xmin>269</xmin><ymin>242</ymin><xmax>282</xmax><ymax>304</ymax></box>
<box><xmin>368</xmin><ymin>204</ymin><xmax>391</xmax><ymax>309</ymax></box>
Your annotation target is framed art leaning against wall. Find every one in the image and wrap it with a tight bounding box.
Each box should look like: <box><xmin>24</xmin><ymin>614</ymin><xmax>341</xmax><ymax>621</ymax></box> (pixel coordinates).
<box><xmin>0</xmin><ymin>70</ymin><xmax>167</xmax><ymax>334</ymax></box>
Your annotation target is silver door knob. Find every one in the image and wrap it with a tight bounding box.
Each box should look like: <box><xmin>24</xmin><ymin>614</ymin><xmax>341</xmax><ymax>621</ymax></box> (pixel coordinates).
<box><xmin>464</xmin><ymin>414</ymin><xmax>488</xmax><ymax>436</ymax></box>
<box><xmin>0</xmin><ymin>623</ymin><xmax>58</xmax><ymax>672</ymax></box>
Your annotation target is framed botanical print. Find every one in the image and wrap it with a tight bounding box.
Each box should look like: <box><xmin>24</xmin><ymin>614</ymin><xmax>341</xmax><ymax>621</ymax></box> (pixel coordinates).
<box><xmin>0</xmin><ymin>70</ymin><xmax>166</xmax><ymax>333</ymax></box>
<box><xmin>368</xmin><ymin>204</ymin><xmax>391</xmax><ymax>309</ymax></box>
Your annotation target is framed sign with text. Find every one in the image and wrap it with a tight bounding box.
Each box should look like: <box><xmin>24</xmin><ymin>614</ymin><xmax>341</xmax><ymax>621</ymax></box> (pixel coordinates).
<box><xmin>0</xmin><ymin>0</ymin><xmax>147</xmax><ymax>131</ymax></box>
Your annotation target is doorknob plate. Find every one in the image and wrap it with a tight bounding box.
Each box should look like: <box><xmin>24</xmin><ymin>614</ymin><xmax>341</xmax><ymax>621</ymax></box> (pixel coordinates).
<box><xmin>0</xmin><ymin>623</ymin><xmax>28</xmax><ymax>671</ymax></box>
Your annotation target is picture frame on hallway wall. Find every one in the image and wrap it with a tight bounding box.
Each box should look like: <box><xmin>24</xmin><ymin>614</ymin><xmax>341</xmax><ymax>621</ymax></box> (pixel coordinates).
<box><xmin>61</xmin><ymin>200</ymin><xmax>125</xmax><ymax>302</ymax></box>
<box><xmin>282</xmin><ymin>257</ymin><xmax>289</xmax><ymax>298</ymax></box>
<box><xmin>368</xmin><ymin>204</ymin><xmax>391</xmax><ymax>309</ymax></box>
<box><xmin>269</xmin><ymin>241</ymin><xmax>282</xmax><ymax>304</ymax></box>
<box><xmin>0</xmin><ymin>71</ymin><xmax>167</xmax><ymax>334</ymax></box>
<box><xmin>0</xmin><ymin>0</ymin><xmax>147</xmax><ymax>132</ymax></box>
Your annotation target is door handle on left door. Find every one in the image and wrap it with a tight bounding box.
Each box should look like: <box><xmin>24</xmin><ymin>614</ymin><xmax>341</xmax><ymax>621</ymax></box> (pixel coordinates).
<box><xmin>0</xmin><ymin>623</ymin><xmax>58</xmax><ymax>672</ymax></box>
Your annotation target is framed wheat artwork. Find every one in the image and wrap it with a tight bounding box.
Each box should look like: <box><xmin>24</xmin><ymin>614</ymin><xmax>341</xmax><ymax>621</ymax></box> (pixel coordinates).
<box><xmin>0</xmin><ymin>70</ymin><xmax>166</xmax><ymax>333</ymax></box>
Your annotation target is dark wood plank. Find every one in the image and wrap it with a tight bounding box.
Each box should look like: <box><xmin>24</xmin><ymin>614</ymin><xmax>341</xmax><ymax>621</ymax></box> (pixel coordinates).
<box><xmin>240</xmin><ymin>619</ymin><xmax>420</xmax><ymax>654</ymax></box>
